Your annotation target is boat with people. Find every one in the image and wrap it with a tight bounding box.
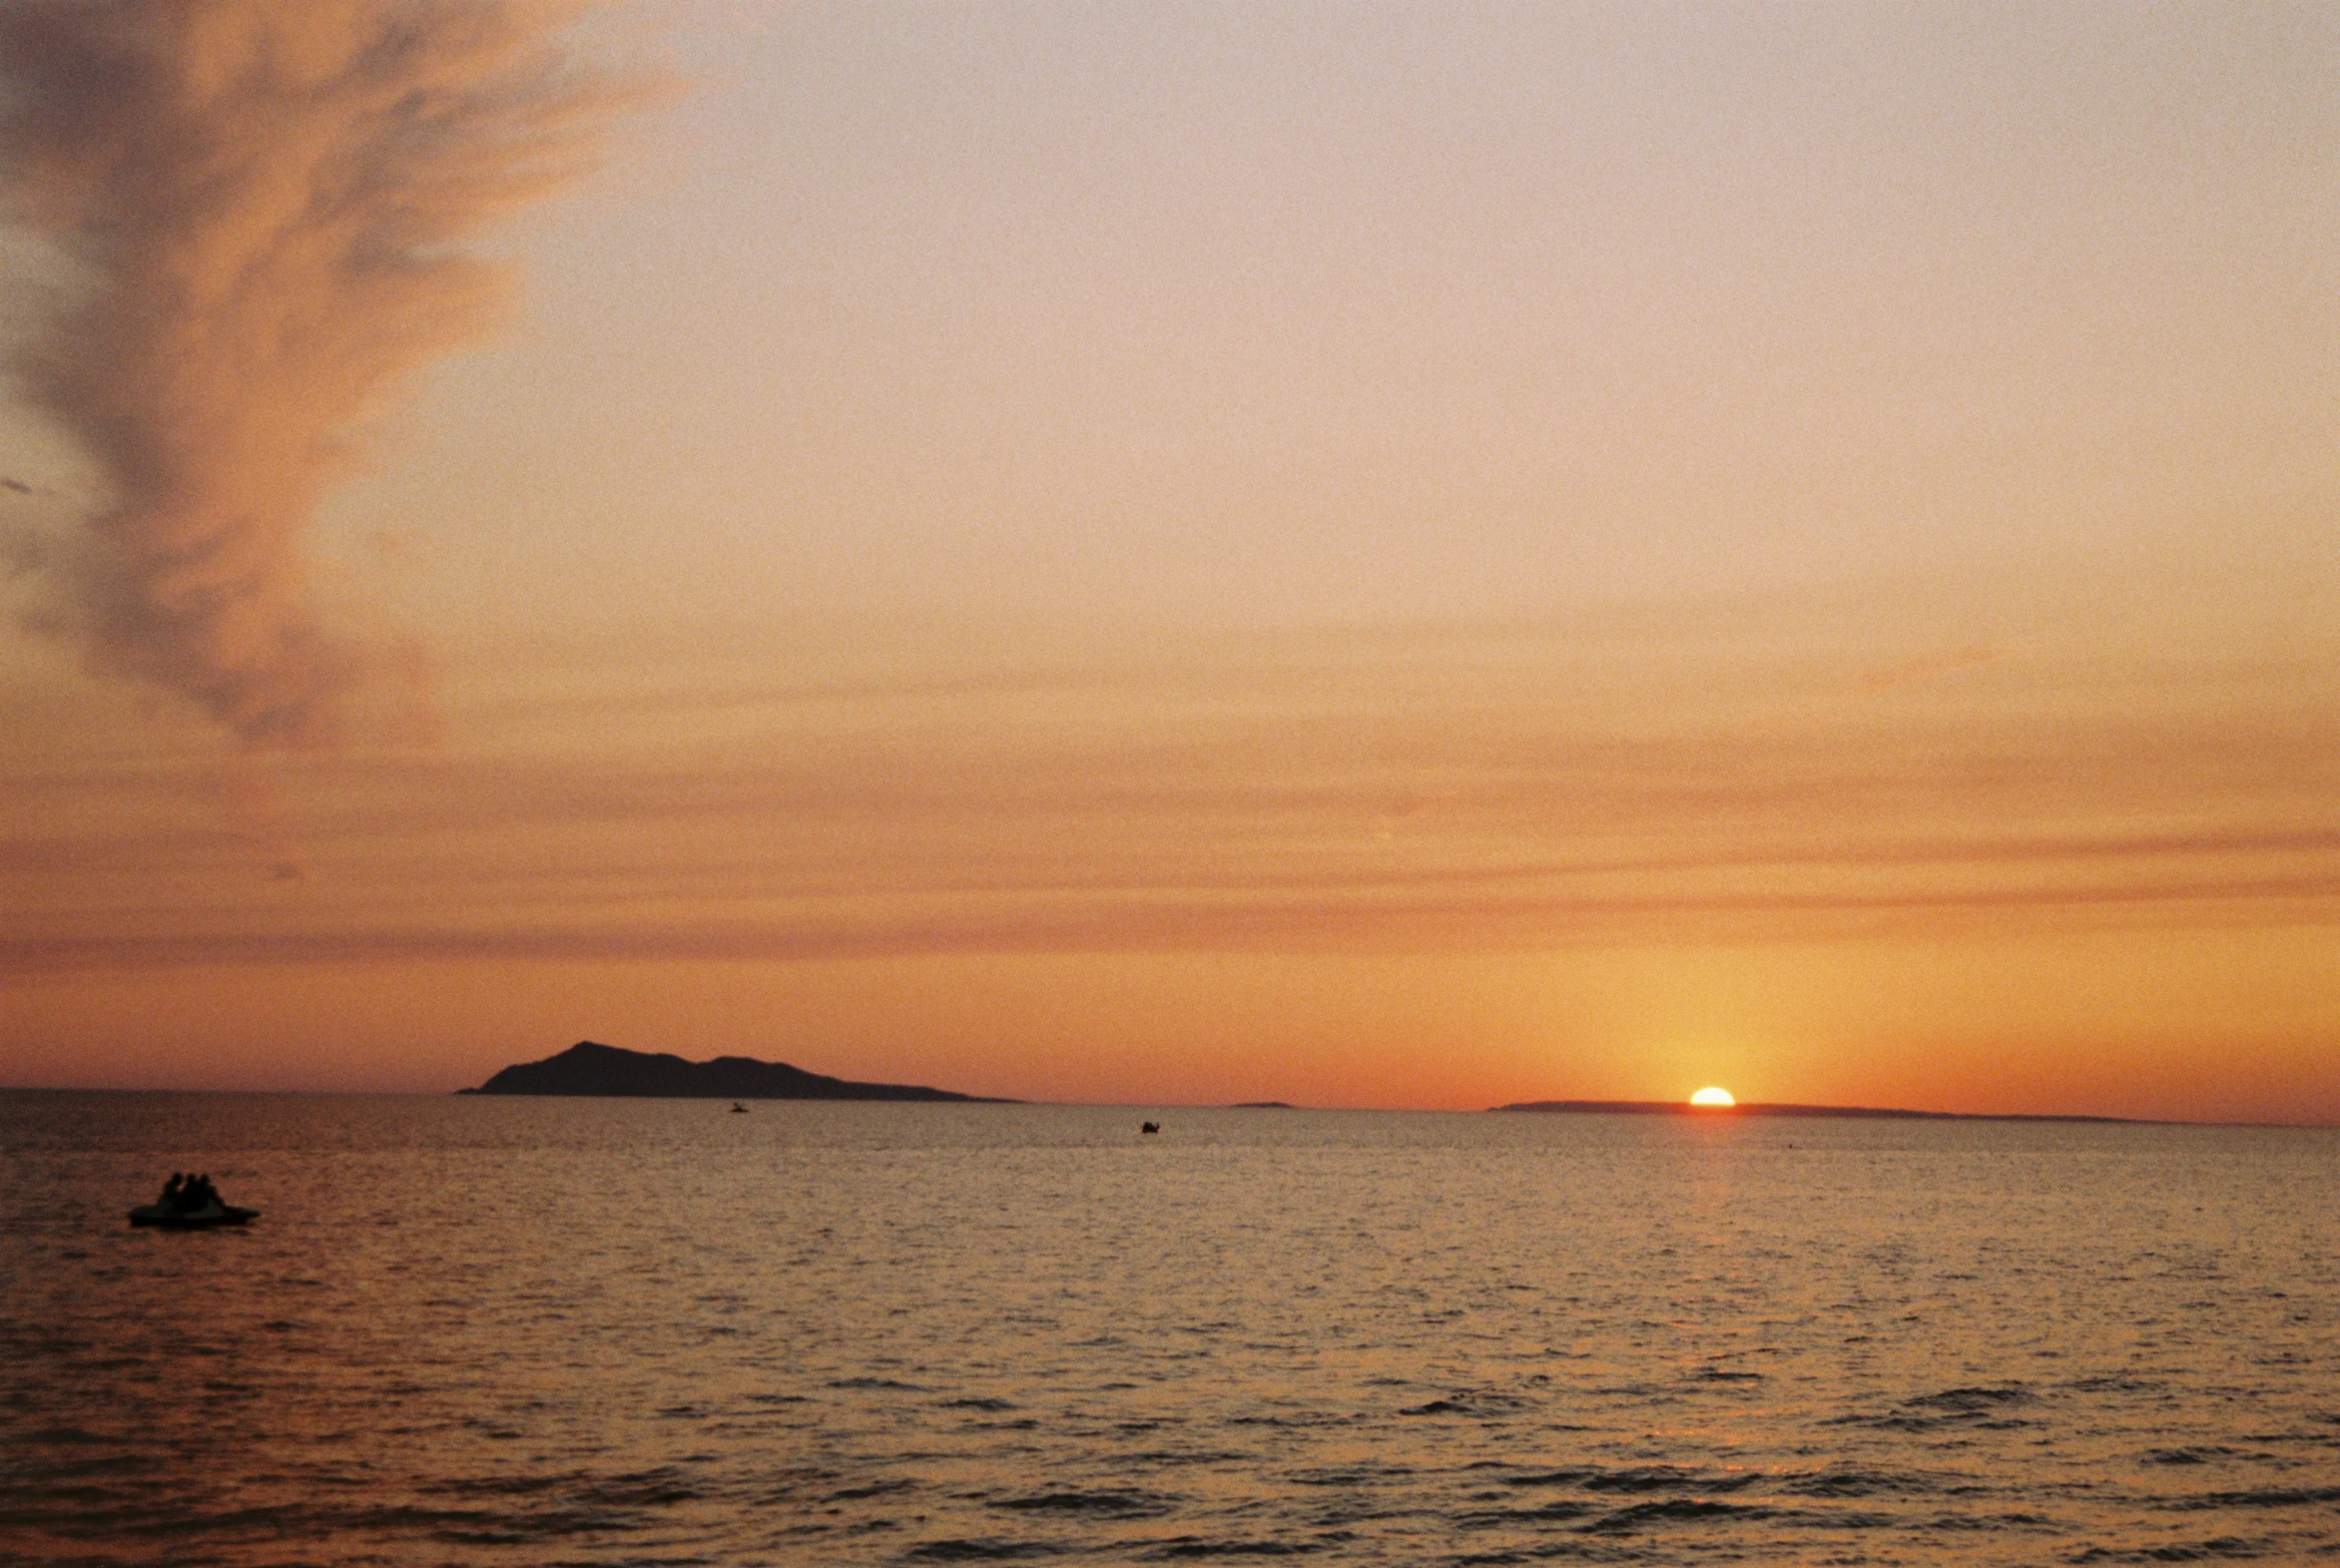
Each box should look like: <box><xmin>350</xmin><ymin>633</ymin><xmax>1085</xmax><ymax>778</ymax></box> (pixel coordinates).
<box><xmin>128</xmin><ymin>1172</ymin><xmax>258</xmax><ymax>1229</ymax></box>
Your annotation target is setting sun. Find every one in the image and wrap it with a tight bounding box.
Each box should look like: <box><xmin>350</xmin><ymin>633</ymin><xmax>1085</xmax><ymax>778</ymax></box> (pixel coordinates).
<box><xmin>1690</xmin><ymin>1087</ymin><xmax>1737</xmax><ymax>1108</ymax></box>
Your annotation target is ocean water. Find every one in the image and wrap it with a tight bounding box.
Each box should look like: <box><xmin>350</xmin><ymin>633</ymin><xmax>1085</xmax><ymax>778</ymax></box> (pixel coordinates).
<box><xmin>3</xmin><ymin>1093</ymin><xmax>2336</xmax><ymax>1566</ymax></box>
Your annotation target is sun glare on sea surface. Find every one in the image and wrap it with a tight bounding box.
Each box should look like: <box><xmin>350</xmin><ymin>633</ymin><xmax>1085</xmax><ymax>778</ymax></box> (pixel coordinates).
<box><xmin>1689</xmin><ymin>1087</ymin><xmax>1736</xmax><ymax>1107</ymax></box>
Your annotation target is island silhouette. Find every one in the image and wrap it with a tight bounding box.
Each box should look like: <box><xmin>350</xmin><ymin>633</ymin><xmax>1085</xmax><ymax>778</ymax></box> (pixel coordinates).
<box><xmin>460</xmin><ymin>1040</ymin><xmax>1011</xmax><ymax>1102</ymax></box>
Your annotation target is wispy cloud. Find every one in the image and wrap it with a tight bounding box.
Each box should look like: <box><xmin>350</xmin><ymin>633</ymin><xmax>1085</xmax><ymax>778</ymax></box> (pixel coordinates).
<box><xmin>0</xmin><ymin>1</ymin><xmax>641</xmax><ymax>748</ymax></box>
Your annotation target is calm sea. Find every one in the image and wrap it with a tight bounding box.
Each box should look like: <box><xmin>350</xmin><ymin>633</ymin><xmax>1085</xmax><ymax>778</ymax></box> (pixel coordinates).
<box><xmin>3</xmin><ymin>1092</ymin><xmax>2336</xmax><ymax>1566</ymax></box>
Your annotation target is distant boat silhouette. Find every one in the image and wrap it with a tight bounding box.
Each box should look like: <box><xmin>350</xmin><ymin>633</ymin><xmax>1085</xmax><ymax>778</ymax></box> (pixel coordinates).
<box><xmin>730</xmin><ymin>1102</ymin><xmax>749</xmax><ymax>1113</ymax></box>
<box><xmin>128</xmin><ymin>1172</ymin><xmax>257</xmax><ymax>1230</ymax></box>
<box><xmin>1141</xmin><ymin>1121</ymin><xmax>1160</xmax><ymax>1135</ymax></box>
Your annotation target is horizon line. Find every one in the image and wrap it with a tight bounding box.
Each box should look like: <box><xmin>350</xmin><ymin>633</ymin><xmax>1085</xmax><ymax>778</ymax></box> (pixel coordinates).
<box><xmin>3</xmin><ymin>1084</ymin><xmax>2336</xmax><ymax>1130</ymax></box>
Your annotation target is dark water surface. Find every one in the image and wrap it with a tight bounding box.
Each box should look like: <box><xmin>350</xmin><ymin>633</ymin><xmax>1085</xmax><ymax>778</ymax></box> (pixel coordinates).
<box><xmin>3</xmin><ymin>1093</ymin><xmax>2336</xmax><ymax>1566</ymax></box>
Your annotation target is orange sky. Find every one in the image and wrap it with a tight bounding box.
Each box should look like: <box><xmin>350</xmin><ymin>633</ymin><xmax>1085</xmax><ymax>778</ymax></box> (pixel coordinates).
<box><xmin>3</xmin><ymin>3</ymin><xmax>2335</xmax><ymax>1120</ymax></box>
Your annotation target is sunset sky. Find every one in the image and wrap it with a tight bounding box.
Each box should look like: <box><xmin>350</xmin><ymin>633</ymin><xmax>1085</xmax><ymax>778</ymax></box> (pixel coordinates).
<box><xmin>3</xmin><ymin>2</ymin><xmax>2335</xmax><ymax>1121</ymax></box>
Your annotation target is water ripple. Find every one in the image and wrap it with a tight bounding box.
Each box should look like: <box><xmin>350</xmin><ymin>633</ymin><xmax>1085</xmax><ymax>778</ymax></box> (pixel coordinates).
<box><xmin>3</xmin><ymin>1094</ymin><xmax>2337</xmax><ymax>1566</ymax></box>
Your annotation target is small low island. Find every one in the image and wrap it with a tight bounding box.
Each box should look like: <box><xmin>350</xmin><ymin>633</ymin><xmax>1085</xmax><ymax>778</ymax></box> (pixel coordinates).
<box><xmin>460</xmin><ymin>1040</ymin><xmax>1012</xmax><ymax>1102</ymax></box>
<box><xmin>1490</xmin><ymin>1098</ymin><xmax>2137</xmax><ymax>1123</ymax></box>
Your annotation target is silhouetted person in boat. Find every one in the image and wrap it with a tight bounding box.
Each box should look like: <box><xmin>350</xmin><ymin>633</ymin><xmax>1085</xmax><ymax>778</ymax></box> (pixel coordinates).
<box><xmin>180</xmin><ymin>1174</ymin><xmax>217</xmax><ymax>1212</ymax></box>
<box><xmin>159</xmin><ymin>1173</ymin><xmax>185</xmax><ymax>1209</ymax></box>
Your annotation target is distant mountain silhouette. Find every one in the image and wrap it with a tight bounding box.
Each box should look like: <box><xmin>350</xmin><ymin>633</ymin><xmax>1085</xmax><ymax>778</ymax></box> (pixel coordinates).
<box><xmin>1491</xmin><ymin>1099</ymin><xmax>2135</xmax><ymax>1123</ymax></box>
<box><xmin>461</xmin><ymin>1040</ymin><xmax>1011</xmax><ymax>1102</ymax></box>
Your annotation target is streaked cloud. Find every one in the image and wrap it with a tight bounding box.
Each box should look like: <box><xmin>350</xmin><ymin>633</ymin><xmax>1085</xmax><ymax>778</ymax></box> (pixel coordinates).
<box><xmin>1854</xmin><ymin>645</ymin><xmax>2002</xmax><ymax>696</ymax></box>
<box><xmin>7</xmin><ymin>585</ymin><xmax>2333</xmax><ymax>977</ymax></box>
